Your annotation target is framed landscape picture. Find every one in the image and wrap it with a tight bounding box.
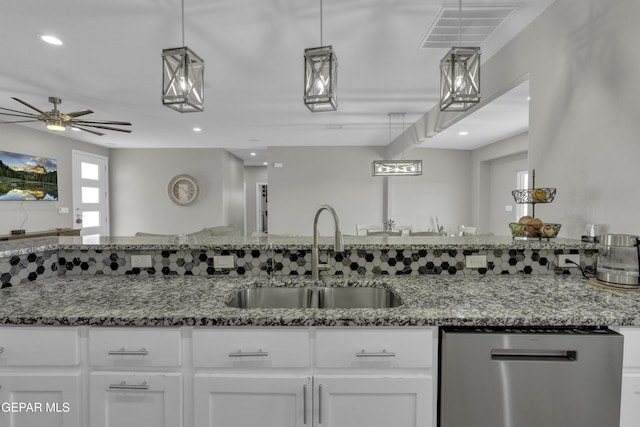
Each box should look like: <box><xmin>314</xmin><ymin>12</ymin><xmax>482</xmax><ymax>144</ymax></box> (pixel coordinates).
<box><xmin>0</xmin><ymin>150</ymin><xmax>58</xmax><ymax>201</ymax></box>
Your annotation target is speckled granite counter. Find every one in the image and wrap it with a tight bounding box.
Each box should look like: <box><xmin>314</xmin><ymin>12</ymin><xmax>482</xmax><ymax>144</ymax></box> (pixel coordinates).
<box><xmin>2</xmin><ymin>274</ymin><xmax>639</xmax><ymax>327</ymax></box>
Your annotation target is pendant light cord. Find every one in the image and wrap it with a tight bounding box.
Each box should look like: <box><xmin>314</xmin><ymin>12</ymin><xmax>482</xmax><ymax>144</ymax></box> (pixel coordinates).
<box><xmin>320</xmin><ymin>0</ymin><xmax>324</xmax><ymax>46</ymax></box>
<box><xmin>181</xmin><ymin>0</ymin><xmax>185</xmax><ymax>46</ymax></box>
<box><xmin>458</xmin><ymin>0</ymin><xmax>462</xmax><ymax>47</ymax></box>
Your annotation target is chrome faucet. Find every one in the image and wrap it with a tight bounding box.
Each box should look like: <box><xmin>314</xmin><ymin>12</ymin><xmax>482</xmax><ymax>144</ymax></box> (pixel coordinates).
<box><xmin>311</xmin><ymin>204</ymin><xmax>344</xmax><ymax>281</ymax></box>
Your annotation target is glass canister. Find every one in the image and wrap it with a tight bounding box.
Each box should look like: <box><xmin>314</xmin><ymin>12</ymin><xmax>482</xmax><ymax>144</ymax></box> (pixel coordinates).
<box><xmin>596</xmin><ymin>234</ymin><xmax>640</xmax><ymax>287</ymax></box>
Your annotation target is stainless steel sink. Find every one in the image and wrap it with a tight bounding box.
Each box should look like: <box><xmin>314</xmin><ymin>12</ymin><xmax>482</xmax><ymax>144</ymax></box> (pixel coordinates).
<box><xmin>226</xmin><ymin>286</ymin><xmax>402</xmax><ymax>309</ymax></box>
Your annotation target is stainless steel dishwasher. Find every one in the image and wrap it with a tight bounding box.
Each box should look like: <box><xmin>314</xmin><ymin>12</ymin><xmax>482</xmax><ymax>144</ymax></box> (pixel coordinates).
<box><xmin>438</xmin><ymin>326</ymin><xmax>623</xmax><ymax>427</ymax></box>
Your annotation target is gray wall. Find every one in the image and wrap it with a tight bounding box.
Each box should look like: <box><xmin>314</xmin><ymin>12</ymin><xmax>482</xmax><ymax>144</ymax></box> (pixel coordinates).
<box><xmin>415</xmin><ymin>0</ymin><xmax>639</xmax><ymax>238</ymax></box>
<box><xmin>109</xmin><ymin>148</ymin><xmax>244</xmax><ymax>236</ymax></box>
<box><xmin>0</xmin><ymin>124</ymin><xmax>108</xmax><ymax>235</ymax></box>
<box><xmin>267</xmin><ymin>145</ymin><xmax>472</xmax><ymax>236</ymax></box>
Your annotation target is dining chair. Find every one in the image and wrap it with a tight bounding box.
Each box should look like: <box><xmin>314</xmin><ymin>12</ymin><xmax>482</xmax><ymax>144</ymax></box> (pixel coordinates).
<box><xmin>367</xmin><ymin>230</ymin><xmax>402</xmax><ymax>236</ymax></box>
<box><xmin>356</xmin><ymin>224</ymin><xmax>383</xmax><ymax>236</ymax></box>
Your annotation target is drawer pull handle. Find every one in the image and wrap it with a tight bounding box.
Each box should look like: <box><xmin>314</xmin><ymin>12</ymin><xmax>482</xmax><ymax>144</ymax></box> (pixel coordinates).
<box><xmin>108</xmin><ymin>381</ymin><xmax>149</xmax><ymax>391</ymax></box>
<box><xmin>108</xmin><ymin>348</ymin><xmax>149</xmax><ymax>356</ymax></box>
<box><xmin>355</xmin><ymin>349</ymin><xmax>396</xmax><ymax>357</ymax></box>
<box><xmin>228</xmin><ymin>349</ymin><xmax>269</xmax><ymax>358</ymax></box>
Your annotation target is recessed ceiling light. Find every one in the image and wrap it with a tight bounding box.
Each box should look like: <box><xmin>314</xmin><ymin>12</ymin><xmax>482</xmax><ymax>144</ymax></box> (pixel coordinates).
<box><xmin>250</xmin><ymin>152</ymin><xmax>256</xmax><ymax>156</ymax></box>
<box><xmin>458</xmin><ymin>131</ymin><xmax>468</xmax><ymax>136</ymax></box>
<box><xmin>263</xmin><ymin>162</ymin><xmax>268</xmax><ymax>165</ymax></box>
<box><xmin>39</xmin><ymin>34</ymin><xmax>63</xmax><ymax>46</ymax></box>
<box><xmin>192</xmin><ymin>127</ymin><xmax>202</xmax><ymax>132</ymax></box>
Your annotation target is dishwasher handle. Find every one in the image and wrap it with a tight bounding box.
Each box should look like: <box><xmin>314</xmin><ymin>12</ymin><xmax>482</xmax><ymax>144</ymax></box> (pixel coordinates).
<box><xmin>491</xmin><ymin>348</ymin><xmax>577</xmax><ymax>362</ymax></box>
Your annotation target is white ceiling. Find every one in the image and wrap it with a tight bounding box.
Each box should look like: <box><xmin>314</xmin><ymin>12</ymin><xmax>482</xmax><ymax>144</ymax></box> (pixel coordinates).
<box><xmin>0</xmin><ymin>0</ymin><xmax>551</xmax><ymax>165</ymax></box>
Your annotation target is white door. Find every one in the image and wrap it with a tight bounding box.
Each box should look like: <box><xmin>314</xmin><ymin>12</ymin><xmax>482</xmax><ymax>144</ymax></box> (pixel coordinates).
<box><xmin>72</xmin><ymin>150</ymin><xmax>109</xmax><ymax>237</ymax></box>
<box><xmin>89</xmin><ymin>372</ymin><xmax>182</xmax><ymax>427</ymax></box>
<box><xmin>314</xmin><ymin>376</ymin><xmax>433</xmax><ymax>427</ymax></box>
<box><xmin>0</xmin><ymin>374</ymin><xmax>80</xmax><ymax>427</ymax></box>
<box><xmin>194</xmin><ymin>375</ymin><xmax>309</xmax><ymax>427</ymax></box>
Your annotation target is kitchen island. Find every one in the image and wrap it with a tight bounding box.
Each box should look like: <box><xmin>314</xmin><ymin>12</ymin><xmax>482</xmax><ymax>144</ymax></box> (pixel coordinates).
<box><xmin>1</xmin><ymin>235</ymin><xmax>639</xmax><ymax>427</ymax></box>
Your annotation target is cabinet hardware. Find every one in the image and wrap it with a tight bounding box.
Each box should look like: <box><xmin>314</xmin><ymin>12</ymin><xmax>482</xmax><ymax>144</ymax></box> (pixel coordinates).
<box><xmin>355</xmin><ymin>349</ymin><xmax>396</xmax><ymax>357</ymax></box>
<box><xmin>228</xmin><ymin>349</ymin><xmax>269</xmax><ymax>357</ymax></box>
<box><xmin>318</xmin><ymin>384</ymin><xmax>323</xmax><ymax>424</ymax></box>
<box><xmin>108</xmin><ymin>380</ymin><xmax>149</xmax><ymax>390</ymax></box>
<box><xmin>108</xmin><ymin>348</ymin><xmax>149</xmax><ymax>356</ymax></box>
<box><xmin>303</xmin><ymin>384</ymin><xmax>308</xmax><ymax>425</ymax></box>
<box><xmin>0</xmin><ymin>346</ymin><xmax>3</xmax><ymax>354</ymax></box>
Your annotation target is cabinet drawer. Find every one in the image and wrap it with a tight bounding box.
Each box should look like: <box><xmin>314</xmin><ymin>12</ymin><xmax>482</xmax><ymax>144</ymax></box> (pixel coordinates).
<box><xmin>0</xmin><ymin>326</ymin><xmax>79</xmax><ymax>366</ymax></box>
<box><xmin>89</xmin><ymin>327</ymin><xmax>181</xmax><ymax>367</ymax></box>
<box><xmin>621</xmin><ymin>327</ymin><xmax>640</xmax><ymax>368</ymax></box>
<box><xmin>315</xmin><ymin>328</ymin><xmax>433</xmax><ymax>369</ymax></box>
<box><xmin>193</xmin><ymin>328</ymin><xmax>310</xmax><ymax>368</ymax></box>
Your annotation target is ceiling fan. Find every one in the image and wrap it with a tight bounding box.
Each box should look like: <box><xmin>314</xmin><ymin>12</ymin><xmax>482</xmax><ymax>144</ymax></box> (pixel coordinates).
<box><xmin>0</xmin><ymin>96</ymin><xmax>132</xmax><ymax>136</ymax></box>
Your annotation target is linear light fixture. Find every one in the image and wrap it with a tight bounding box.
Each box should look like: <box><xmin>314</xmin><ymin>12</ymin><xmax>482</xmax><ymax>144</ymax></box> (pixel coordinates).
<box><xmin>439</xmin><ymin>0</ymin><xmax>481</xmax><ymax>111</ymax></box>
<box><xmin>162</xmin><ymin>0</ymin><xmax>205</xmax><ymax>112</ymax></box>
<box><xmin>304</xmin><ymin>0</ymin><xmax>338</xmax><ymax>112</ymax></box>
<box><xmin>372</xmin><ymin>113</ymin><xmax>422</xmax><ymax>177</ymax></box>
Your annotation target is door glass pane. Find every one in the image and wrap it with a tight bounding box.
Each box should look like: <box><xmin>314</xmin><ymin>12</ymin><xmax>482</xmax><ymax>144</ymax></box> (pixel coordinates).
<box><xmin>81</xmin><ymin>162</ymin><xmax>100</xmax><ymax>181</ymax></box>
<box><xmin>82</xmin><ymin>211</ymin><xmax>100</xmax><ymax>228</ymax></box>
<box><xmin>82</xmin><ymin>186</ymin><xmax>100</xmax><ymax>204</ymax></box>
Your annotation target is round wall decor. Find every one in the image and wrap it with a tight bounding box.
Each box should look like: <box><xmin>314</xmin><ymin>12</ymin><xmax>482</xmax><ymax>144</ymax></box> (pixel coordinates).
<box><xmin>168</xmin><ymin>174</ymin><xmax>200</xmax><ymax>206</ymax></box>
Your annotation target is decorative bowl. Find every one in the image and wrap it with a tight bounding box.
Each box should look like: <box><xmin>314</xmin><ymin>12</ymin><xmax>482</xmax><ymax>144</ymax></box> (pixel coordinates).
<box><xmin>509</xmin><ymin>222</ymin><xmax>561</xmax><ymax>239</ymax></box>
<box><xmin>511</xmin><ymin>188</ymin><xmax>556</xmax><ymax>204</ymax></box>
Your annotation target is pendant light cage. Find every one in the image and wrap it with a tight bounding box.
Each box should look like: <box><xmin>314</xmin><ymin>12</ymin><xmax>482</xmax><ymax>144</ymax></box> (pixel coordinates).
<box><xmin>372</xmin><ymin>113</ymin><xmax>423</xmax><ymax>177</ymax></box>
<box><xmin>162</xmin><ymin>47</ymin><xmax>205</xmax><ymax>112</ymax></box>
<box><xmin>304</xmin><ymin>46</ymin><xmax>338</xmax><ymax>112</ymax></box>
<box><xmin>161</xmin><ymin>0</ymin><xmax>205</xmax><ymax>113</ymax></box>
<box><xmin>439</xmin><ymin>47</ymin><xmax>481</xmax><ymax>111</ymax></box>
<box><xmin>304</xmin><ymin>0</ymin><xmax>337</xmax><ymax>112</ymax></box>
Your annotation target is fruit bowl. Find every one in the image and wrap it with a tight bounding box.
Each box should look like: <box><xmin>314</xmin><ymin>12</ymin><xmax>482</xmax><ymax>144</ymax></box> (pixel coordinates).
<box><xmin>511</xmin><ymin>188</ymin><xmax>556</xmax><ymax>204</ymax></box>
<box><xmin>509</xmin><ymin>222</ymin><xmax>561</xmax><ymax>239</ymax></box>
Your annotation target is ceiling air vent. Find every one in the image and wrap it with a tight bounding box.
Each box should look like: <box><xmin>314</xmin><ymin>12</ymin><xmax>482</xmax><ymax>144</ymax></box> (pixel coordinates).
<box><xmin>419</xmin><ymin>3</ymin><xmax>521</xmax><ymax>49</ymax></box>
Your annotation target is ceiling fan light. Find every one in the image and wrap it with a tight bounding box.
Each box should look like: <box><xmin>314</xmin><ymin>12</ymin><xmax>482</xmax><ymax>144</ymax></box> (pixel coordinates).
<box><xmin>440</xmin><ymin>47</ymin><xmax>481</xmax><ymax>111</ymax></box>
<box><xmin>162</xmin><ymin>46</ymin><xmax>205</xmax><ymax>113</ymax></box>
<box><xmin>46</xmin><ymin>119</ymin><xmax>65</xmax><ymax>131</ymax></box>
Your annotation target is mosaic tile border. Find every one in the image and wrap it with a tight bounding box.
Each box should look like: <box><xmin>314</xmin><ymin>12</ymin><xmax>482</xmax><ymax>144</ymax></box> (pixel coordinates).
<box><xmin>0</xmin><ymin>247</ymin><xmax>598</xmax><ymax>287</ymax></box>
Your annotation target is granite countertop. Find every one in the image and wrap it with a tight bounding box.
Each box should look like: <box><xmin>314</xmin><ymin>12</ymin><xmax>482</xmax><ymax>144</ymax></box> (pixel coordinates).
<box><xmin>1</xmin><ymin>274</ymin><xmax>639</xmax><ymax>327</ymax></box>
<box><xmin>0</xmin><ymin>235</ymin><xmax>598</xmax><ymax>258</ymax></box>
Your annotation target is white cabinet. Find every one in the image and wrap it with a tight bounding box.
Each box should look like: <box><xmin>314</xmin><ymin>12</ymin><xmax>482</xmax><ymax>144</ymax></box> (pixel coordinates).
<box><xmin>314</xmin><ymin>376</ymin><xmax>432</xmax><ymax>427</ymax></box>
<box><xmin>620</xmin><ymin>327</ymin><xmax>640</xmax><ymax>427</ymax></box>
<box><xmin>89</xmin><ymin>372</ymin><xmax>182</xmax><ymax>427</ymax></box>
<box><xmin>88</xmin><ymin>327</ymin><xmax>183</xmax><ymax>427</ymax></box>
<box><xmin>0</xmin><ymin>327</ymin><xmax>81</xmax><ymax>427</ymax></box>
<box><xmin>194</xmin><ymin>375</ymin><xmax>310</xmax><ymax>427</ymax></box>
<box><xmin>191</xmin><ymin>327</ymin><xmax>436</xmax><ymax>427</ymax></box>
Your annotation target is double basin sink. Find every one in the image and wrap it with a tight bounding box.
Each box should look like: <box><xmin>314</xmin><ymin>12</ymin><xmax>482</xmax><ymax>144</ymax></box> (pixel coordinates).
<box><xmin>226</xmin><ymin>285</ymin><xmax>402</xmax><ymax>309</ymax></box>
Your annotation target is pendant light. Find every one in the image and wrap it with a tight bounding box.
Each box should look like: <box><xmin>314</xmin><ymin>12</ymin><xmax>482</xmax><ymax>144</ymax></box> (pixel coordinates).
<box><xmin>304</xmin><ymin>0</ymin><xmax>338</xmax><ymax>112</ymax></box>
<box><xmin>162</xmin><ymin>0</ymin><xmax>205</xmax><ymax>112</ymax></box>
<box><xmin>372</xmin><ymin>113</ymin><xmax>422</xmax><ymax>176</ymax></box>
<box><xmin>439</xmin><ymin>0</ymin><xmax>481</xmax><ymax>112</ymax></box>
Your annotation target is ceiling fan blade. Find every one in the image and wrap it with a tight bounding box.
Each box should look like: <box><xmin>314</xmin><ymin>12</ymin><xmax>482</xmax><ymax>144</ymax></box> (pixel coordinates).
<box><xmin>79</xmin><ymin>123</ymin><xmax>132</xmax><ymax>133</ymax></box>
<box><xmin>63</xmin><ymin>109</ymin><xmax>93</xmax><ymax>118</ymax></box>
<box><xmin>0</xmin><ymin>119</ymin><xmax>40</xmax><ymax>124</ymax></box>
<box><xmin>11</xmin><ymin>97</ymin><xmax>51</xmax><ymax>117</ymax></box>
<box><xmin>0</xmin><ymin>107</ymin><xmax>40</xmax><ymax>117</ymax></box>
<box><xmin>72</xmin><ymin>119</ymin><xmax>132</xmax><ymax>126</ymax></box>
<box><xmin>68</xmin><ymin>124</ymin><xmax>105</xmax><ymax>136</ymax></box>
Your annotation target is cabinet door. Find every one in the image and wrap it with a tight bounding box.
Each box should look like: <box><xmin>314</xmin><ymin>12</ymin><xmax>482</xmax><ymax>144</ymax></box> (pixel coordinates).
<box><xmin>194</xmin><ymin>375</ymin><xmax>310</xmax><ymax>427</ymax></box>
<box><xmin>314</xmin><ymin>375</ymin><xmax>433</xmax><ymax>427</ymax></box>
<box><xmin>620</xmin><ymin>374</ymin><xmax>640</xmax><ymax>427</ymax></box>
<box><xmin>0</xmin><ymin>373</ymin><xmax>80</xmax><ymax>427</ymax></box>
<box><xmin>89</xmin><ymin>372</ymin><xmax>181</xmax><ymax>427</ymax></box>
